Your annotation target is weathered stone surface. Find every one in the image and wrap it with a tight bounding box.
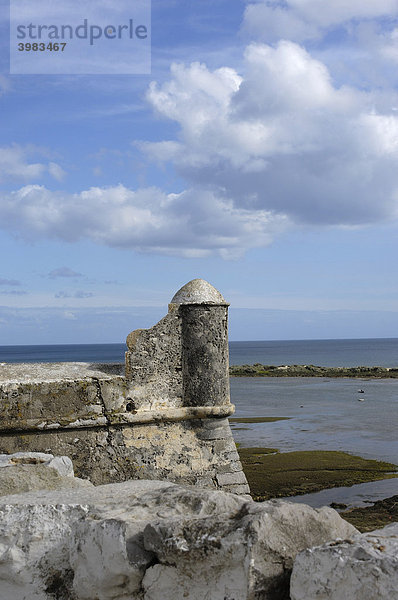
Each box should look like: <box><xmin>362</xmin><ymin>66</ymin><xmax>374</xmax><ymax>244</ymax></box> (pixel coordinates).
<box><xmin>143</xmin><ymin>498</ymin><xmax>357</xmax><ymax>600</ymax></box>
<box><xmin>0</xmin><ymin>362</ymin><xmax>124</xmax><ymax>384</ymax></box>
<box><xmin>125</xmin><ymin>310</ymin><xmax>183</xmax><ymax>410</ymax></box>
<box><xmin>0</xmin><ymin>452</ymin><xmax>91</xmax><ymax>497</ymax></box>
<box><xmin>181</xmin><ymin>304</ymin><xmax>230</xmax><ymax>407</ymax></box>
<box><xmin>0</xmin><ymin>464</ymin><xmax>92</xmax><ymax>497</ymax></box>
<box><xmin>0</xmin><ymin>480</ymin><xmax>170</xmax><ymax>600</ymax></box>
<box><xmin>126</xmin><ymin>279</ymin><xmax>230</xmax><ymax>410</ymax></box>
<box><xmin>0</xmin><ymin>480</ymin><xmax>357</xmax><ymax>600</ymax></box>
<box><xmin>0</xmin><ymin>452</ymin><xmax>74</xmax><ymax>477</ymax></box>
<box><xmin>0</xmin><ymin>362</ymin><xmax>126</xmax><ymax>431</ymax></box>
<box><xmin>0</xmin><ymin>418</ymin><xmax>247</xmax><ymax>493</ymax></box>
<box><xmin>290</xmin><ymin>522</ymin><xmax>398</xmax><ymax>600</ymax></box>
<box><xmin>0</xmin><ymin>502</ymin><xmax>88</xmax><ymax>600</ymax></box>
<box><xmin>170</xmin><ymin>278</ymin><xmax>227</xmax><ymax>305</ymax></box>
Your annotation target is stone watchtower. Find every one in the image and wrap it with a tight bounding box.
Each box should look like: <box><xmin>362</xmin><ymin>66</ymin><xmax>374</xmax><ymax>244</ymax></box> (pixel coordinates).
<box><xmin>0</xmin><ymin>279</ymin><xmax>250</xmax><ymax>495</ymax></box>
<box><xmin>125</xmin><ymin>279</ymin><xmax>230</xmax><ymax>412</ymax></box>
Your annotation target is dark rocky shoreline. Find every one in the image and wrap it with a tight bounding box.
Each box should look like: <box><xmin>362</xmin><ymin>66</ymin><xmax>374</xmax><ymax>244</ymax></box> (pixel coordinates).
<box><xmin>341</xmin><ymin>494</ymin><xmax>398</xmax><ymax>532</ymax></box>
<box><xmin>230</xmin><ymin>364</ymin><xmax>398</xmax><ymax>377</ymax></box>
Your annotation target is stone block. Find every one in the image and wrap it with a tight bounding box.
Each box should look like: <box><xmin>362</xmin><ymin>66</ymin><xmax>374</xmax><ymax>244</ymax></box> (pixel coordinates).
<box><xmin>290</xmin><ymin>523</ymin><xmax>398</xmax><ymax>600</ymax></box>
<box><xmin>213</xmin><ymin>438</ymin><xmax>237</xmax><ymax>454</ymax></box>
<box><xmin>196</xmin><ymin>426</ymin><xmax>229</xmax><ymax>440</ymax></box>
<box><xmin>216</xmin><ymin>471</ymin><xmax>250</xmax><ymax>486</ymax></box>
<box><xmin>200</xmin><ymin>417</ymin><xmax>229</xmax><ymax>430</ymax></box>
<box><xmin>222</xmin><ymin>483</ymin><xmax>251</xmax><ymax>495</ymax></box>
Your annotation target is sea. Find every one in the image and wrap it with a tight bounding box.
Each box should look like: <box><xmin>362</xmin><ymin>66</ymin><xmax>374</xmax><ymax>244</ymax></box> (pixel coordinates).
<box><xmin>2</xmin><ymin>337</ymin><xmax>398</xmax><ymax>366</ymax></box>
<box><xmin>1</xmin><ymin>338</ymin><xmax>398</xmax><ymax>508</ymax></box>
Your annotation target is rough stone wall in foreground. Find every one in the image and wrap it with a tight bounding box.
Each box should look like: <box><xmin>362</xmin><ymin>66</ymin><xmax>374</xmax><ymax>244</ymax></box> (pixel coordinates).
<box><xmin>0</xmin><ymin>279</ymin><xmax>250</xmax><ymax>495</ymax></box>
<box><xmin>0</xmin><ymin>479</ymin><xmax>358</xmax><ymax>600</ymax></box>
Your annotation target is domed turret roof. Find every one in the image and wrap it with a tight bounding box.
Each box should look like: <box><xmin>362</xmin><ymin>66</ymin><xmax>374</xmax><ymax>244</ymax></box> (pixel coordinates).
<box><xmin>170</xmin><ymin>279</ymin><xmax>227</xmax><ymax>305</ymax></box>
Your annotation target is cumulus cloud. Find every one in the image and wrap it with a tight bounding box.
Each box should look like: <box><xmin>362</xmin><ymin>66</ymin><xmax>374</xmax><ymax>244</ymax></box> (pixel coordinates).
<box><xmin>242</xmin><ymin>0</ymin><xmax>398</xmax><ymax>43</ymax></box>
<box><xmin>144</xmin><ymin>42</ymin><xmax>398</xmax><ymax>226</ymax></box>
<box><xmin>241</xmin><ymin>0</ymin><xmax>398</xmax><ymax>89</ymax></box>
<box><xmin>0</xmin><ymin>145</ymin><xmax>65</xmax><ymax>183</ymax></box>
<box><xmin>0</xmin><ymin>183</ymin><xmax>288</xmax><ymax>258</ymax></box>
<box><xmin>2</xmin><ymin>40</ymin><xmax>398</xmax><ymax>257</ymax></box>
<box><xmin>2</xmin><ymin>7</ymin><xmax>398</xmax><ymax>259</ymax></box>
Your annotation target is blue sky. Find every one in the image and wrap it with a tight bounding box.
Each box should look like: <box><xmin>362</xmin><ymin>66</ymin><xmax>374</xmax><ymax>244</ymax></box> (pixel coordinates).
<box><xmin>1</xmin><ymin>0</ymin><xmax>398</xmax><ymax>344</ymax></box>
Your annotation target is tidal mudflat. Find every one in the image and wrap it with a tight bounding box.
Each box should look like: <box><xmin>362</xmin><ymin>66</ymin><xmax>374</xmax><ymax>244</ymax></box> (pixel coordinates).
<box><xmin>230</xmin><ymin>376</ymin><xmax>398</xmax><ymax>529</ymax></box>
<box><xmin>236</xmin><ymin>448</ymin><xmax>397</xmax><ymax>502</ymax></box>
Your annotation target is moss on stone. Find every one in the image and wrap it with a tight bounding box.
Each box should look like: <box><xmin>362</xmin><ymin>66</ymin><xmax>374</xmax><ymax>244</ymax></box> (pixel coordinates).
<box><xmin>237</xmin><ymin>448</ymin><xmax>398</xmax><ymax>502</ymax></box>
<box><xmin>341</xmin><ymin>495</ymin><xmax>398</xmax><ymax>532</ymax></box>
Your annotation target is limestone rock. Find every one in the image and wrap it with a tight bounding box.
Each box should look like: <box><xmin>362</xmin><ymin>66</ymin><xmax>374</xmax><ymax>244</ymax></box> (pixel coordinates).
<box><xmin>0</xmin><ymin>480</ymin><xmax>357</xmax><ymax>600</ymax></box>
<box><xmin>290</xmin><ymin>522</ymin><xmax>398</xmax><ymax>600</ymax></box>
<box><xmin>0</xmin><ymin>452</ymin><xmax>57</xmax><ymax>468</ymax></box>
<box><xmin>46</xmin><ymin>455</ymin><xmax>75</xmax><ymax>478</ymax></box>
<box><xmin>0</xmin><ymin>452</ymin><xmax>91</xmax><ymax>497</ymax></box>
<box><xmin>142</xmin><ymin>497</ymin><xmax>357</xmax><ymax>600</ymax></box>
<box><xmin>0</xmin><ymin>452</ymin><xmax>74</xmax><ymax>478</ymax></box>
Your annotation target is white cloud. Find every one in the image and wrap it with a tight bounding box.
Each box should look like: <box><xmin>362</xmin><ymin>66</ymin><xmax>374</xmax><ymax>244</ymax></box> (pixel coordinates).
<box><xmin>143</xmin><ymin>42</ymin><xmax>398</xmax><ymax>226</ymax></box>
<box><xmin>0</xmin><ymin>145</ymin><xmax>66</xmax><ymax>183</ymax></box>
<box><xmin>0</xmin><ymin>184</ymin><xmax>288</xmax><ymax>258</ymax></box>
<box><xmin>3</xmin><ymin>41</ymin><xmax>398</xmax><ymax>258</ymax></box>
<box><xmin>380</xmin><ymin>27</ymin><xmax>398</xmax><ymax>64</ymax></box>
<box><xmin>242</xmin><ymin>0</ymin><xmax>398</xmax><ymax>43</ymax></box>
<box><xmin>241</xmin><ymin>0</ymin><xmax>398</xmax><ymax>90</ymax></box>
<box><xmin>48</xmin><ymin>162</ymin><xmax>67</xmax><ymax>181</ymax></box>
<box><xmin>3</xmin><ymin>11</ymin><xmax>398</xmax><ymax>259</ymax></box>
<box><xmin>137</xmin><ymin>140</ymin><xmax>182</xmax><ymax>163</ymax></box>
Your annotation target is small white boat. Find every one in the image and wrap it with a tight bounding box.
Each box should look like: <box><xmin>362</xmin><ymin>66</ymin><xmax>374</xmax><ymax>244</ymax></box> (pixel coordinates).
<box><xmin>358</xmin><ymin>398</ymin><xmax>365</xmax><ymax>402</ymax></box>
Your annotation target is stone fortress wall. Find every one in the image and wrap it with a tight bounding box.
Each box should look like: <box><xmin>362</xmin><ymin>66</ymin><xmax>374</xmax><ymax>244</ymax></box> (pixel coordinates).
<box><xmin>0</xmin><ymin>279</ymin><xmax>250</xmax><ymax>495</ymax></box>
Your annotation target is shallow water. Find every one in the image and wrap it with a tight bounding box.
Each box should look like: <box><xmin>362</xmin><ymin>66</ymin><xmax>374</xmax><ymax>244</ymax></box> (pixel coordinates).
<box><xmin>230</xmin><ymin>377</ymin><xmax>398</xmax><ymax>463</ymax></box>
<box><xmin>230</xmin><ymin>376</ymin><xmax>398</xmax><ymax>506</ymax></box>
<box><xmin>279</xmin><ymin>478</ymin><xmax>398</xmax><ymax>510</ymax></box>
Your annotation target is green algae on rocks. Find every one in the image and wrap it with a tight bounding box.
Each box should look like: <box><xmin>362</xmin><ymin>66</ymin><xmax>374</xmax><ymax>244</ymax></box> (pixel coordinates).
<box><xmin>341</xmin><ymin>494</ymin><xmax>398</xmax><ymax>532</ymax></box>
<box><xmin>229</xmin><ymin>364</ymin><xmax>398</xmax><ymax>378</ymax></box>
<box><xmin>237</xmin><ymin>448</ymin><xmax>398</xmax><ymax>502</ymax></box>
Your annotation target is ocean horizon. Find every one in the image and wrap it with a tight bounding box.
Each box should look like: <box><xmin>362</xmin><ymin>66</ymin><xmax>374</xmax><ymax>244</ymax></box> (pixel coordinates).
<box><xmin>1</xmin><ymin>337</ymin><xmax>398</xmax><ymax>367</ymax></box>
